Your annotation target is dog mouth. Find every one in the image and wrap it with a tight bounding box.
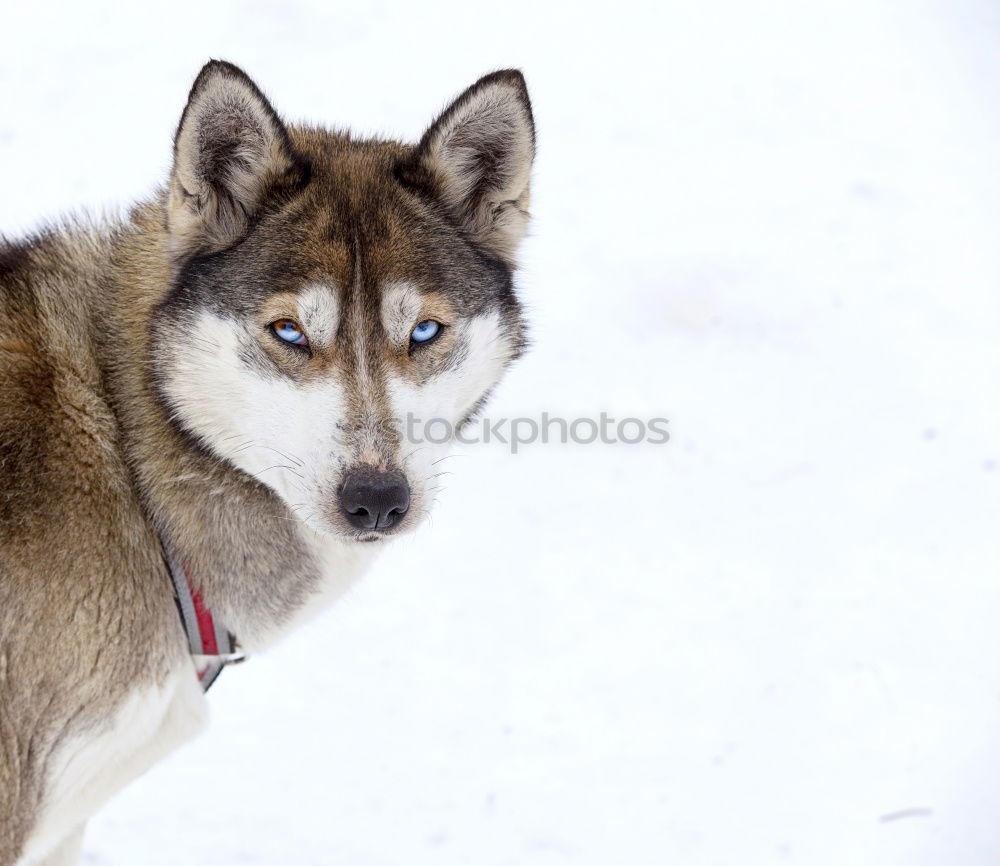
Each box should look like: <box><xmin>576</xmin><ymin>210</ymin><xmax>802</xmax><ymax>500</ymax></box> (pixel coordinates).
<box><xmin>356</xmin><ymin>530</ymin><xmax>388</xmax><ymax>543</ymax></box>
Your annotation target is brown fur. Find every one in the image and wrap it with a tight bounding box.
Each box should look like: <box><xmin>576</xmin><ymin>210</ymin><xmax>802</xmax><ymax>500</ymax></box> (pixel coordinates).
<box><xmin>0</xmin><ymin>226</ymin><xmax>184</xmax><ymax>863</ymax></box>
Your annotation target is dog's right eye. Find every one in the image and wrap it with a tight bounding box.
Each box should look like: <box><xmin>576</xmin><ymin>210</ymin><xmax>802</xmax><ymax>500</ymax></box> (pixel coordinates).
<box><xmin>271</xmin><ymin>319</ymin><xmax>309</xmax><ymax>348</ymax></box>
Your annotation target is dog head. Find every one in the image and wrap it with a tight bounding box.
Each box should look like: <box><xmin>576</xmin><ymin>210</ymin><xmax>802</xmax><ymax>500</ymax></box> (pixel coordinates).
<box><xmin>152</xmin><ymin>61</ymin><xmax>533</xmax><ymax>541</ymax></box>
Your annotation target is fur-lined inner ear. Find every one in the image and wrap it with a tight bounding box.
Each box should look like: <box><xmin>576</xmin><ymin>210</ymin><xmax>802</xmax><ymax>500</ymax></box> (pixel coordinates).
<box><xmin>401</xmin><ymin>70</ymin><xmax>535</xmax><ymax>266</ymax></box>
<box><xmin>167</xmin><ymin>60</ymin><xmax>304</xmax><ymax>260</ymax></box>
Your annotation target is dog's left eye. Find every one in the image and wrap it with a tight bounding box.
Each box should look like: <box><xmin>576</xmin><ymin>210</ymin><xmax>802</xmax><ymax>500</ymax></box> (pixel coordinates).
<box><xmin>410</xmin><ymin>320</ymin><xmax>441</xmax><ymax>345</ymax></box>
<box><xmin>272</xmin><ymin>319</ymin><xmax>309</xmax><ymax>347</ymax></box>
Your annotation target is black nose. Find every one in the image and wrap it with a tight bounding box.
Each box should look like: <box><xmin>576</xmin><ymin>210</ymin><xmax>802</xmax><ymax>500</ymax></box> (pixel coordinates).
<box><xmin>339</xmin><ymin>468</ymin><xmax>410</xmax><ymax>532</ymax></box>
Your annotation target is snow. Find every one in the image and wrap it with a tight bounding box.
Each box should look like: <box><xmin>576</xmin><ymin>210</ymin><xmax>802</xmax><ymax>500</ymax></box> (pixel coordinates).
<box><xmin>3</xmin><ymin>1</ymin><xmax>1000</xmax><ymax>863</ymax></box>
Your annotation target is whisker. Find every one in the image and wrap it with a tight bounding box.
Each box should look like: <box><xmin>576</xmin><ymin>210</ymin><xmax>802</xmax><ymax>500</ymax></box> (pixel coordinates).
<box><xmin>431</xmin><ymin>454</ymin><xmax>465</xmax><ymax>465</ymax></box>
<box><xmin>257</xmin><ymin>444</ymin><xmax>304</xmax><ymax>467</ymax></box>
<box><xmin>248</xmin><ymin>464</ymin><xmax>300</xmax><ymax>479</ymax></box>
<box><xmin>402</xmin><ymin>445</ymin><xmax>428</xmax><ymax>465</ymax></box>
<box><xmin>227</xmin><ymin>440</ymin><xmax>259</xmax><ymax>456</ymax></box>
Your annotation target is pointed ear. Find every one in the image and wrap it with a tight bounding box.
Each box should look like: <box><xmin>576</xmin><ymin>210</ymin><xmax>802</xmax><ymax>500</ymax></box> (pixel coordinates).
<box><xmin>167</xmin><ymin>60</ymin><xmax>306</xmax><ymax>260</ymax></box>
<box><xmin>400</xmin><ymin>70</ymin><xmax>535</xmax><ymax>266</ymax></box>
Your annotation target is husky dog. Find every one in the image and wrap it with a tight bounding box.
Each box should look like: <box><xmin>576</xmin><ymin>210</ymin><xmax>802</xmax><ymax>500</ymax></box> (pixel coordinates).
<box><xmin>0</xmin><ymin>61</ymin><xmax>533</xmax><ymax>865</ymax></box>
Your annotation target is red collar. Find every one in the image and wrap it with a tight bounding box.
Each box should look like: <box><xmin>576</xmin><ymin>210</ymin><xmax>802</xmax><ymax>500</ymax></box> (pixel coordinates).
<box><xmin>163</xmin><ymin>541</ymin><xmax>245</xmax><ymax>691</ymax></box>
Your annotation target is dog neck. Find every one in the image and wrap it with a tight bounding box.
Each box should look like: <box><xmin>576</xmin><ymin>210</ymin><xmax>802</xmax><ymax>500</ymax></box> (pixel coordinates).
<box><xmin>92</xmin><ymin>197</ymin><xmax>380</xmax><ymax>652</ymax></box>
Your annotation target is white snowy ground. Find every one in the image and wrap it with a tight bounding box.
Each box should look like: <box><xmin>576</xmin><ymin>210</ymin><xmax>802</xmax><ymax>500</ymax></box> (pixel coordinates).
<box><xmin>3</xmin><ymin>1</ymin><xmax>1000</xmax><ymax>863</ymax></box>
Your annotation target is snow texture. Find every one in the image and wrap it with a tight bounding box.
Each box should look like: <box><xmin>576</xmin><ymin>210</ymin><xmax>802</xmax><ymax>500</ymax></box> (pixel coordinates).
<box><xmin>2</xmin><ymin>1</ymin><xmax>999</xmax><ymax>863</ymax></box>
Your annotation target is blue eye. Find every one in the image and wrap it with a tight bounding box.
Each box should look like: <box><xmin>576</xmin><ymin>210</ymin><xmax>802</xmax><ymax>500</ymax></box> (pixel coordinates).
<box><xmin>272</xmin><ymin>319</ymin><xmax>309</xmax><ymax>347</ymax></box>
<box><xmin>410</xmin><ymin>320</ymin><xmax>441</xmax><ymax>345</ymax></box>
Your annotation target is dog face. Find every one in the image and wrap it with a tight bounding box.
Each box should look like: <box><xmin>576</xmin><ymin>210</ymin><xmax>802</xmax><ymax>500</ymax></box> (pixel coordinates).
<box><xmin>152</xmin><ymin>62</ymin><xmax>533</xmax><ymax>541</ymax></box>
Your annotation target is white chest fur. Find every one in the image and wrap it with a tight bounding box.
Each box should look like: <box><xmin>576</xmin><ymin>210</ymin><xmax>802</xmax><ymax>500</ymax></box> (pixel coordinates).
<box><xmin>18</xmin><ymin>663</ymin><xmax>208</xmax><ymax>866</ymax></box>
